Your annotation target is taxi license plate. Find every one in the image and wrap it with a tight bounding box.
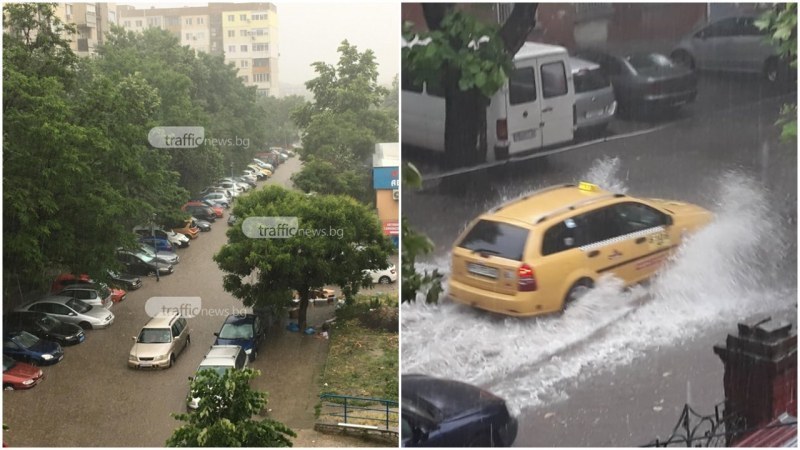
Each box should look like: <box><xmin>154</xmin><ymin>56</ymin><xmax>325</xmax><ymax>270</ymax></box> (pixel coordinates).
<box><xmin>467</xmin><ymin>263</ymin><xmax>498</xmax><ymax>279</ymax></box>
<box><xmin>512</xmin><ymin>129</ymin><xmax>537</xmax><ymax>142</ymax></box>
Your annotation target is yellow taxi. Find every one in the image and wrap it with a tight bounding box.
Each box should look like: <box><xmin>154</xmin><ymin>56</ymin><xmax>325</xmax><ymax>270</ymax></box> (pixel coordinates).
<box><xmin>248</xmin><ymin>164</ymin><xmax>272</xmax><ymax>178</ymax></box>
<box><xmin>448</xmin><ymin>182</ymin><xmax>712</xmax><ymax>317</ymax></box>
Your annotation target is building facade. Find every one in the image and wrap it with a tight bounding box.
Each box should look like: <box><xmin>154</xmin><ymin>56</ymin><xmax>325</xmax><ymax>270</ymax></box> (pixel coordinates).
<box><xmin>55</xmin><ymin>3</ymin><xmax>279</xmax><ymax>96</ymax></box>
<box><xmin>373</xmin><ymin>143</ymin><xmax>400</xmax><ymax>247</ymax></box>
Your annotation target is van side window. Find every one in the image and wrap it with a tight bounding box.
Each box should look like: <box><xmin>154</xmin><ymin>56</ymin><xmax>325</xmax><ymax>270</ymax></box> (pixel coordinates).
<box><xmin>509</xmin><ymin>67</ymin><xmax>537</xmax><ymax>104</ymax></box>
<box><xmin>541</xmin><ymin>61</ymin><xmax>568</xmax><ymax>98</ymax></box>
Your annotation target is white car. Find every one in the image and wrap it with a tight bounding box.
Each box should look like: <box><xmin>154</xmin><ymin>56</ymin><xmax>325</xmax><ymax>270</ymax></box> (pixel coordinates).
<box><xmin>187</xmin><ymin>345</ymin><xmax>248</xmax><ymax>409</ymax></box>
<box><xmin>367</xmin><ymin>265</ymin><xmax>397</xmax><ymax>284</ymax></box>
<box><xmin>252</xmin><ymin>159</ymin><xmax>274</xmax><ymax>172</ymax></box>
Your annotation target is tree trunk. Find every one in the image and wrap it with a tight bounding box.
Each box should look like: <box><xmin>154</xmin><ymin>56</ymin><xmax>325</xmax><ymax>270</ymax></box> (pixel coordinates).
<box><xmin>444</xmin><ymin>83</ymin><xmax>488</xmax><ymax>169</ymax></box>
<box><xmin>298</xmin><ymin>289</ymin><xmax>310</xmax><ymax>331</ymax></box>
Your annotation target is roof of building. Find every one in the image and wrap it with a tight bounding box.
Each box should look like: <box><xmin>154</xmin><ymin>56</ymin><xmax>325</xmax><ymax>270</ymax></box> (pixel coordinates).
<box><xmin>734</xmin><ymin>414</ymin><xmax>798</xmax><ymax>447</ymax></box>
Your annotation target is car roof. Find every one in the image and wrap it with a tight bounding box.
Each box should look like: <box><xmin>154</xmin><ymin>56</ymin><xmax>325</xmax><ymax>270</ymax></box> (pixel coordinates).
<box><xmin>143</xmin><ymin>311</ymin><xmax>181</xmax><ymax>328</ymax></box>
<box><xmin>484</xmin><ymin>183</ymin><xmax>619</xmax><ymax>228</ymax></box>
<box><xmin>402</xmin><ymin>374</ymin><xmax>503</xmax><ymax>421</ymax></box>
<box><xmin>29</xmin><ymin>295</ymin><xmax>76</xmax><ymax>306</ymax></box>
<box><xmin>199</xmin><ymin>345</ymin><xmax>242</xmax><ymax>367</ymax></box>
<box><xmin>569</xmin><ymin>56</ymin><xmax>601</xmax><ymax>72</ymax></box>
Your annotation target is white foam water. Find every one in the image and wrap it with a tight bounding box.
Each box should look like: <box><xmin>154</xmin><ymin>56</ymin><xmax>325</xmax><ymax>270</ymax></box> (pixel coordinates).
<box><xmin>402</xmin><ymin>160</ymin><xmax>795</xmax><ymax>415</ymax></box>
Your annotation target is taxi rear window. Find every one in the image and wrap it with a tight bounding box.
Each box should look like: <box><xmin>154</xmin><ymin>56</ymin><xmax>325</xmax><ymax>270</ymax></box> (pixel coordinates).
<box><xmin>457</xmin><ymin>220</ymin><xmax>529</xmax><ymax>261</ymax></box>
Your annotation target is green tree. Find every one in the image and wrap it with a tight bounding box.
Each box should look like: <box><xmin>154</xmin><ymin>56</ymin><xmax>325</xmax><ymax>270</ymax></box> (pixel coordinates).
<box><xmin>167</xmin><ymin>368</ymin><xmax>295</xmax><ymax>447</ymax></box>
<box><xmin>756</xmin><ymin>3</ymin><xmax>797</xmax><ymax>142</ymax></box>
<box><xmin>214</xmin><ymin>186</ymin><xmax>393</xmax><ymax>330</ymax></box>
<box><xmin>403</xmin><ymin>4</ymin><xmax>537</xmax><ymax>168</ymax></box>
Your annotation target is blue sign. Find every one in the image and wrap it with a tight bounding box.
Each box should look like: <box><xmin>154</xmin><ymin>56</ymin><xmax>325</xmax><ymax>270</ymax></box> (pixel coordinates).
<box><xmin>373</xmin><ymin>166</ymin><xmax>399</xmax><ymax>190</ymax></box>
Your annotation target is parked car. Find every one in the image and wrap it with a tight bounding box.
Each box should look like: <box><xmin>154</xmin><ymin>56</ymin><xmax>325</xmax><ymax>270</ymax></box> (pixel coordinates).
<box><xmin>138</xmin><ymin>236</ymin><xmax>175</xmax><ymax>253</ymax></box>
<box><xmin>138</xmin><ymin>244</ymin><xmax>180</xmax><ymax>266</ymax></box>
<box><xmin>402</xmin><ymin>374</ymin><xmax>518</xmax><ymax>447</ymax></box>
<box><xmin>200</xmin><ymin>187</ymin><xmax>233</xmax><ymax>203</ymax></box>
<box><xmin>213</xmin><ymin>314</ymin><xmax>265</xmax><ymax>361</ymax></box>
<box><xmin>570</xmin><ymin>56</ymin><xmax>617</xmax><ymax>134</ymax></box>
<box><xmin>253</xmin><ymin>159</ymin><xmax>275</xmax><ymax>172</ymax></box>
<box><xmin>117</xmin><ymin>249</ymin><xmax>174</xmax><ymax>276</ymax></box>
<box><xmin>671</xmin><ymin>13</ymin><xmax>790</xmax><ymax>83</ymax></box>
<box><xmin>3</xmin><ymin>331</ymin><xmax>64</xmax><ymax>366</ymax></box>
<box><xmin>448</xmin><ymin>182</ymin><xmax>712</xmax><ymax>317</ymax></box>
<box><xmin>134</xmin><ymin>226</ymin><xmax>189</xmax><ymax>248</ymax></box>
<box><xmin>3</xmin><ymin>355</ymin><xmax>44</xmax><ymax>390</ymax></box>
<box><xmin>187</xmin><ymin>345</ymin><xmax>249</xmax><ymax>409</ymax></box>
<box><xmin>243</xmin><ymin>168</ymin><xmax>265</xmax><ymax>180</ymax></box>
<box><xmin>171</xmin><ymin>219</ymin><xmax>200</xmax><ymax>239</ymax></box>
<box><xmin>202</xmin><ymin>192</ymin><xmax>231</xmax><ymax>208</ymax></box>
<box><xmin>51</xmin><ymin>274</ymin><xmax>126</xmax><ymax>303</ymax></box>
<box><xmin>182</xmin><ymin>203</ymin><xmax>217</xmax><ymax>221</ymax></box>
<box><xmin>191</xmin><ymin>217</ymin><xmax>212</xmax><ymax>232</ymax></box>
<box><xmin>56</xmin><ymin>284</ymin><xmax>114</xmax><ymax>310</ymax></box>
<box><xmin>227</xmin><ymin>214</ymin><xmax>237</xmax><ymax>226</ymax></box>
<box><xmin>574</xmin><ymin>49</ymin><xmax>697</xmax><ymax>114</ymax></box>
<box><xmin>4</xmin><ymin>311</ymin><xmax>85</xmax><ymax>346</ymax></box>
<box><xmin>248</xmin><ymin>164</ymin><xmax>272</xmax><ymax>178</ymax></box>
<box><xmin>367</xmin><ymin>265</ymin><xmax>397</xmax><ymax>284</ymax></box>
<box><xmin>18</xmin><ymin>295</ymin><xmax>115</xmax><ymax>330</ymax></box>
<box><xmin>187</xmin><ymin>200</ymin><xmax>224</xmax><ymax>217</ymax></box>
<box><xmin>235</xmin><ymin>176</ymin><xmax>257</xmax><ymax>189</ymax></box>
<box><xmin>128</xmin><ymin>311</ymin><xmax>191</xmax><ymax>369</ymax></box>
<box><xmin>107</xmin><ymin>270</ymin><xmax>143</xmax><ymax>290</ymax></box>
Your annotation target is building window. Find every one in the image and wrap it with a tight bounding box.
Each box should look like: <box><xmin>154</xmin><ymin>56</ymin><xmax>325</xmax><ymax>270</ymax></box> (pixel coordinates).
<box><xmin>227</xmin><ymin>14</ymin><xmax>234</xmax><ymax>22</ymax></box>
<box><xmin>108</xmin><ymin>11</ymin><xmax>116</xmax><ymax>24</ymax></box>
<box><xmin>240</xmin><ymin>30</ymin><xmax>248</xmax><ymax>37</ymax></box>
<box><xmin>240</xmin><ymin>45</ymin><xmax>247</xmax><ymax>52</ymax></box>
<box><xmin>166</xmin><ymin>16</ymin><xmax>180</xmax><ymax>26</ymax></box>
<box><xmin>241</xmin><ymin>60</ymin><xmax>249</xmax><ymax>68</ymax></box>
<box><xmin>256</xmin><ymin>88</ymin><xmax>269</xmax><ymax>97</ymax></box>
<box><xmin>254</xmin><ymin>73</ymin><xmax>270</xmax><ymax>83</ymax></box>
<box><xmin>253</xmin><ymin>43</ymin><xmax>268</xmax><ymax>52</ymax></box>
<box><xmin>252</xmin><ymin>28</ymin><xmax>267</xmax><ymax>36</ymax></box>
<box><xmin>124</xmin><ymin>20</ymin><xmax>131</xmax><ymax>27</ymax></box>
<box><xmin>197</xmin><ymin>17</ymin><xmax>204</xmax><ymax>24</ymax></box>
<box><xmin>228</xmin><ymin>30</ymin><xmax>235</xmax><ymax>37</ymax></box>
<box><xmin>66</xmin><ymin>4</ymin><xmax>72</xmax><ymax>15</ymax></box>
<box><xmin>185</xmin><ymin>18</ymin><xmax>192</xmax><ymax>25</ymax></box>
<box><xmin>228</xmin><ymin>45</ymin><xmax>235</xmax><ymax>53</ymax></box>
<box><xmin>240</xmin><ymin>14</ymin><xmax>247</xmax><ymax>21</ymax></box>
<box><xmin>252</xmin><ymin>13</ymin><xmax>267</xmax><ymax>20</ymax></box>
<box><xmin>253</xmin><ymin>58</ymin><xmax>268</xmax><ymax>67</ymax></box>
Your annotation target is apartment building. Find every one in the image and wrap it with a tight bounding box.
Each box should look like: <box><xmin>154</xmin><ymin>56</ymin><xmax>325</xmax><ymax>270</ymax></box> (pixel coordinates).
<box><xmin>53</xmin><ymin>2</ymin><xmax>117</xmax><ymax>56</ymax></box>
<box><xmin>117</xmin><ymin>3</ymin><xmax>279</xmax><ymax>97</ymax></box>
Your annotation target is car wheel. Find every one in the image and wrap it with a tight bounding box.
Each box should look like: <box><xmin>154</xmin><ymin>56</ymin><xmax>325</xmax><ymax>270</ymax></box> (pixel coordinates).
<box><xmin>670</xmin><ymin>50</ymin><xmax>694</xmax><ymax>70</ymax></box>
<box><xmin>168</xmin><ymin>354</ymin><xmax>175</xmax><ymax>368</ymax></box>
<box><xmin>378</xmin><ymin>276</ymin><xmax>392</xmax><ymax>285</ymax></box>
<box><xmin>3</xmin><ymin>384</ymin><xmax>14</xmax><ymax>390</ymax></box>
<box><xmin>251</xmin><ymin>349</ymin><xmax>258</xmax><ymax>362</ymax></box>
<box><xmin>563</xmin><ymin>279</ymin><xmax>594</xmax><ymax>309</ymax></box>
<box><xmin>79</xmin><ymin>321</ymin><xmax>92</xmax><ymax>330</ymax></box>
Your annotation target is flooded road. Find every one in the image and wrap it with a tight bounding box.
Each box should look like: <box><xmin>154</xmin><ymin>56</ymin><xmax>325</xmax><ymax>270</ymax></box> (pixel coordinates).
<box><xmin>402</xmin><ymin>76</ymin><xmax>796</xmax><ymax>445</ymax></box>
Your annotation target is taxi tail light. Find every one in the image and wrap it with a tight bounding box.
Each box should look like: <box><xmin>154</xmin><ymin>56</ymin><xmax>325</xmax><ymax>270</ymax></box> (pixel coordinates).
<box><xmin>517</xmin><ymin>263</ymin><xmax>537</xmax><ymax>292</ymax></box>
<box><xmin>496</xmin><ymin>119</ymin><xmax>508</xmax><ymax>141</ymax></box>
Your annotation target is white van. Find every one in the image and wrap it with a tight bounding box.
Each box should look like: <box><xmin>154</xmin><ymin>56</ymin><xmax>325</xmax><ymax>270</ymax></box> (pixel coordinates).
<box><xmin>402</xmin><ymin>41</ymin><xmax>576</xmax><ymax>162</ymax></box>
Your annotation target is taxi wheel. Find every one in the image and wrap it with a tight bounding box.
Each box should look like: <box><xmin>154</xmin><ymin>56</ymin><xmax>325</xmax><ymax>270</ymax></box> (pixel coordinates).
<box><xmin>564</xmin><ymin>279</ymin><xmax>594</xmax><ymax>308</ymax></box>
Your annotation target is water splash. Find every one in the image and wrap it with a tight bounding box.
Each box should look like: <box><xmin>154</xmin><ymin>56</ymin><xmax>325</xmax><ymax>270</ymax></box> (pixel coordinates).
<box><xmin>581</xmin><ymin>156</ymin><xmax>629</xmax><ymax>194</ymax></box>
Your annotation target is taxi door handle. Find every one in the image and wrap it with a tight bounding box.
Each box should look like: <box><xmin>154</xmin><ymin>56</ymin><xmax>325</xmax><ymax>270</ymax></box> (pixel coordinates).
<box><xmin>588</xmin><ymin>250</ymin><xmax>600</xmax><ymax>258</ymax></box>
<box><xmin>635</xmin><ymin>237</ymin><xmax>646</xmax><ymax>244</ymax></box>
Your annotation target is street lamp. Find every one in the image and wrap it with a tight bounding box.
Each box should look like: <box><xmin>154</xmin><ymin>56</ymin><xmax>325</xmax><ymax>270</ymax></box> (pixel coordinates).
<box><xmin>151</xmin><ymin>213</ymin><xmax>160</xmax><ymax>282</ymax></box>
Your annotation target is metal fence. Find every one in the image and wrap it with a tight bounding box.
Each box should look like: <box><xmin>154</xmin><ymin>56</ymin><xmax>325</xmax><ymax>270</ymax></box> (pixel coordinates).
<box><xmin>318</xmin><ymin>393</ymin><xmax>399</xmax><ymax>432</ymax></box>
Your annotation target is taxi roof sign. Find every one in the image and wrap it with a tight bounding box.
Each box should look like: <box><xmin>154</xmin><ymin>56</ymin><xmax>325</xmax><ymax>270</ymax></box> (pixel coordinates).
<box><xmin>578</xmin><ymin>181</ymin><xmax>599</xmax><ymax>192</ymax></box>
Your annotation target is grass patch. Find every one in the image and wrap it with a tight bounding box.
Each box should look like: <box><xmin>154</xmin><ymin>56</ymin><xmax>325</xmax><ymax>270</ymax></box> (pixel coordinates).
<box><xmin>320</xmin><ymin>294</ymin><xmax>399</xmax><ymax>401</ymax></box>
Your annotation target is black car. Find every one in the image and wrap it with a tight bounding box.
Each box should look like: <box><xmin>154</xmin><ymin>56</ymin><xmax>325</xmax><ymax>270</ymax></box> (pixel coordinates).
<box><xmin>107</xmin><ymin>270</ymin><xmax>142</xmax><ymax>290</ymax></box>
<box><xmin>116</xmin><ymin>250</ymin><xmax>174</xmax><ymax>276</ymax></box>
<box><xmin>402</xmin><ymin>374</ymin><xmax>517</xmax><ymax>447</ymax></box>
<box><xmin>4</xmin><ymin>312</ymin><xmax>85</xmax><ymax>346</ymax></box>
<box><xmin>574</xmin><ymin>49</ymin><xmax>697</xmax><ymax>115</ymax></box>
<box><xmin>192</xmin><ymin>218</ymin><xmax>212</xmax><ymax>232</ymax></box>
<box><xmin>183</xmin><ymin>204</ymin><xmax>217</xmax><ymax>221</ymax></box>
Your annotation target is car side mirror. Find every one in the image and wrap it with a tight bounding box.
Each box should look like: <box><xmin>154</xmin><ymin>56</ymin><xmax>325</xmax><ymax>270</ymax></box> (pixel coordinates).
<box><xmin>131</xmin><ymin>336</ymin><xmax>137</xmax><ymax>342</ymax></box>
<box><xmin>213</xmin><ymin>332</ymin><xmax>219</xmax><ymax>337</ymax></box>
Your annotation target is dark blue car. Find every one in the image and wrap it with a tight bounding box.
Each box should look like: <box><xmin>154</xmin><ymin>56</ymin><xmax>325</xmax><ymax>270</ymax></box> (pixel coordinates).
<box><xmin>213</xmin><ymin>314</ymin><xmax>264</xmax><ymax>361</ymax></box>
<box><xmin>3</xmin><ymin>331</ymin><xmax>64</xmax><ymax>366</ymax></box>
<box><xmin>138</xmin><ymin>236</ymin><xmax>174</xmax><ymax>253</ymax></box>
<box><xmin>401</xmin><ymin>374</ymin><xmax>517</xmax><ymax>447</ymax></box>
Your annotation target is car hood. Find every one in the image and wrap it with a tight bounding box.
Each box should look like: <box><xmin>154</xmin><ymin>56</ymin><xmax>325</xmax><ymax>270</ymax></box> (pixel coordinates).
<box><xmin>130</xmin><ymin>342</ymin><xmax>172</xmax><ymax>359</ymax></box>
<box><xmin>402</xmin><ymin>375</ymin><xmax>506</xmax><ymax>422</ymax></box>
<box><xmin>83</xmin><ymin>305</ymin><xmax>113</xmax><ymax>321</ymax></box>
<box><xmin>5</xmin><ymin>360</ymin><xmax>42</xmax><ymax>380</ymax></box>
<box><xmin>53</xmin><ymin>322</ymin><xmax>83</xmax><ymax>337</ymax></box>
<box><xmin>30</xmin><ymin>339</ymin><xmax>61</xmax><ymax>355</ymax></box>
<box><xmin>214</xmin><ymin>337</ymin><xmax>254</xmax><ymax>351</ymax></box>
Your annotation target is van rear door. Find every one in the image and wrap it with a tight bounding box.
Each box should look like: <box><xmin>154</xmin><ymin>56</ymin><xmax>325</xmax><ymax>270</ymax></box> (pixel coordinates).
<box><xmin>505</xmin><ymin>63</ymin><xmax>543</xmax><ymax>154</ymax></box>
<box><xmin>538</xmin><ymin>55</ymin><xmax>575</xmax><ymax>147</ymax></box>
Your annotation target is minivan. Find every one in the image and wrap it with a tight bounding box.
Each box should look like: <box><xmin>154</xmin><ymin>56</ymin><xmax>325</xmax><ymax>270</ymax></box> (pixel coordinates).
<box><xmin>129</xmin><ymin>312</ymin><xmax>190</xmax><ymax>369</ymax></box>
<box><xmin>402</xmin><ymin>41</ymin><xmax>576</xmax><ymax>161</ymax></box>
<box><xmin>570</xmin><ymin>56</ymin><xmax>616</xmax><ymax>134</ymax></box>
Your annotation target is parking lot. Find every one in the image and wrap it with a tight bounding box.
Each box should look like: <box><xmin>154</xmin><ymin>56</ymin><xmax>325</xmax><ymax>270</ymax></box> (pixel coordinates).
<box><xmin>2</xmin><ymin>157</ymin><xmax>346</xmax><ymax>446</ymax></box>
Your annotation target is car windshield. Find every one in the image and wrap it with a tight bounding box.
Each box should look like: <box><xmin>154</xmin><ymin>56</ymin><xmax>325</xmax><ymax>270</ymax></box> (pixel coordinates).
<box><xmin>197</xmin><ymin>365</ymin><xmax>232</xmax><ymax>377</ymax></box>
<box><xmin>3</xmin><ymin>355</ymin><xmax>17</xmax><ymax>371</ymax></box>
<box><xmin>13</xmin><ymin>331</ymin><xmax>40</xmax><ymax>348</ymax></box>
<box><xmin>136</xmin><ymin>251</ymin><xmax>155</xmax><ymax>263</ymax></box>
<box><xmin>218</xmin><ymin>323</ymin><xmax>254</xmax><ymax>340</ymax></box>
<box><xmin>574</xmin><ymin>67</ymin><xmax>610</xmax><ymax>92</ymax></box>
<box><xmin>138</xmin><ymin>328</ymin><xmax>172</xmax><ymax>344</ymax></box>
<box><xmin>37</xmin><ymin>315</ymin><xmax>60</xmax><ymax>331</ymax></box>
<box><xmin>66</xmin><ymin>297</ymin><xmax>92</xmax><ymax>314</ymax></box>
<box><xmin>626</xmin><ymin>53</ymin><xmax>674</xmax><ymax>71</ymax></box>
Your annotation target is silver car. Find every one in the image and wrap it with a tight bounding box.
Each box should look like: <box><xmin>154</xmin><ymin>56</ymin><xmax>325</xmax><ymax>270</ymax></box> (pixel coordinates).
<box><xmin>18</xmin><ymin>295</ymin><xmax>115</xmax><ymax>330</ymax></box>
<box><xmin>56</xmin><ymin>284</ymin><xmax>113</xmax><ymax>310</ymax></box>
<box><xmin>570</xmin><ymin>56</ymin><xmax>616</xmax><ymax>134</ymax></box>
<box><xmin>671</xmin><ymin>14</ymin><xmax>784</xmax><ymax>82</ymax></box>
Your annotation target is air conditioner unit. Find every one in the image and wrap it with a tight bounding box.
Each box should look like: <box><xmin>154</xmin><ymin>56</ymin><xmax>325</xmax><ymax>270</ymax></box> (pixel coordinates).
<box><xmin>392</xmin><ymin>190</ymin><xmax>399</xmax><ymax>200</ymax></box>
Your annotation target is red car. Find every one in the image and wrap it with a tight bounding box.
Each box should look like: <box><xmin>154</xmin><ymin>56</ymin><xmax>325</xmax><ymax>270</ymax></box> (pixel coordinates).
<box><xmin>51</xmin><ymin>273</ymin><xmax>127</xmax><ymax>303</ymax></box>
<box><xmin>3</xmin><ymin>355</ymin><xmax>43</xmax><ymax>390</ymax></box>
<box><xmin>185</xmin><ymin>201</ymin><xmax>223</xmax><ymax>218</ymax></box>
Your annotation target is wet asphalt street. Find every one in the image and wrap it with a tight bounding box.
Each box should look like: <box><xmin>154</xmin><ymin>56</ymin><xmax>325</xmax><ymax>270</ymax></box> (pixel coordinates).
<box><xmin>2</xmin><ymin>158</ymin><xmax>322</xmax><ymax>447</ymax></box>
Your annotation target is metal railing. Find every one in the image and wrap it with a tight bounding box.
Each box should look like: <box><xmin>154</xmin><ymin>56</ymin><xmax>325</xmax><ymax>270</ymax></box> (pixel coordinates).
<box><xmin>318</xmin><ymin>394</ymin><xmax>399</xmax><ymax>432</ymax></box>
